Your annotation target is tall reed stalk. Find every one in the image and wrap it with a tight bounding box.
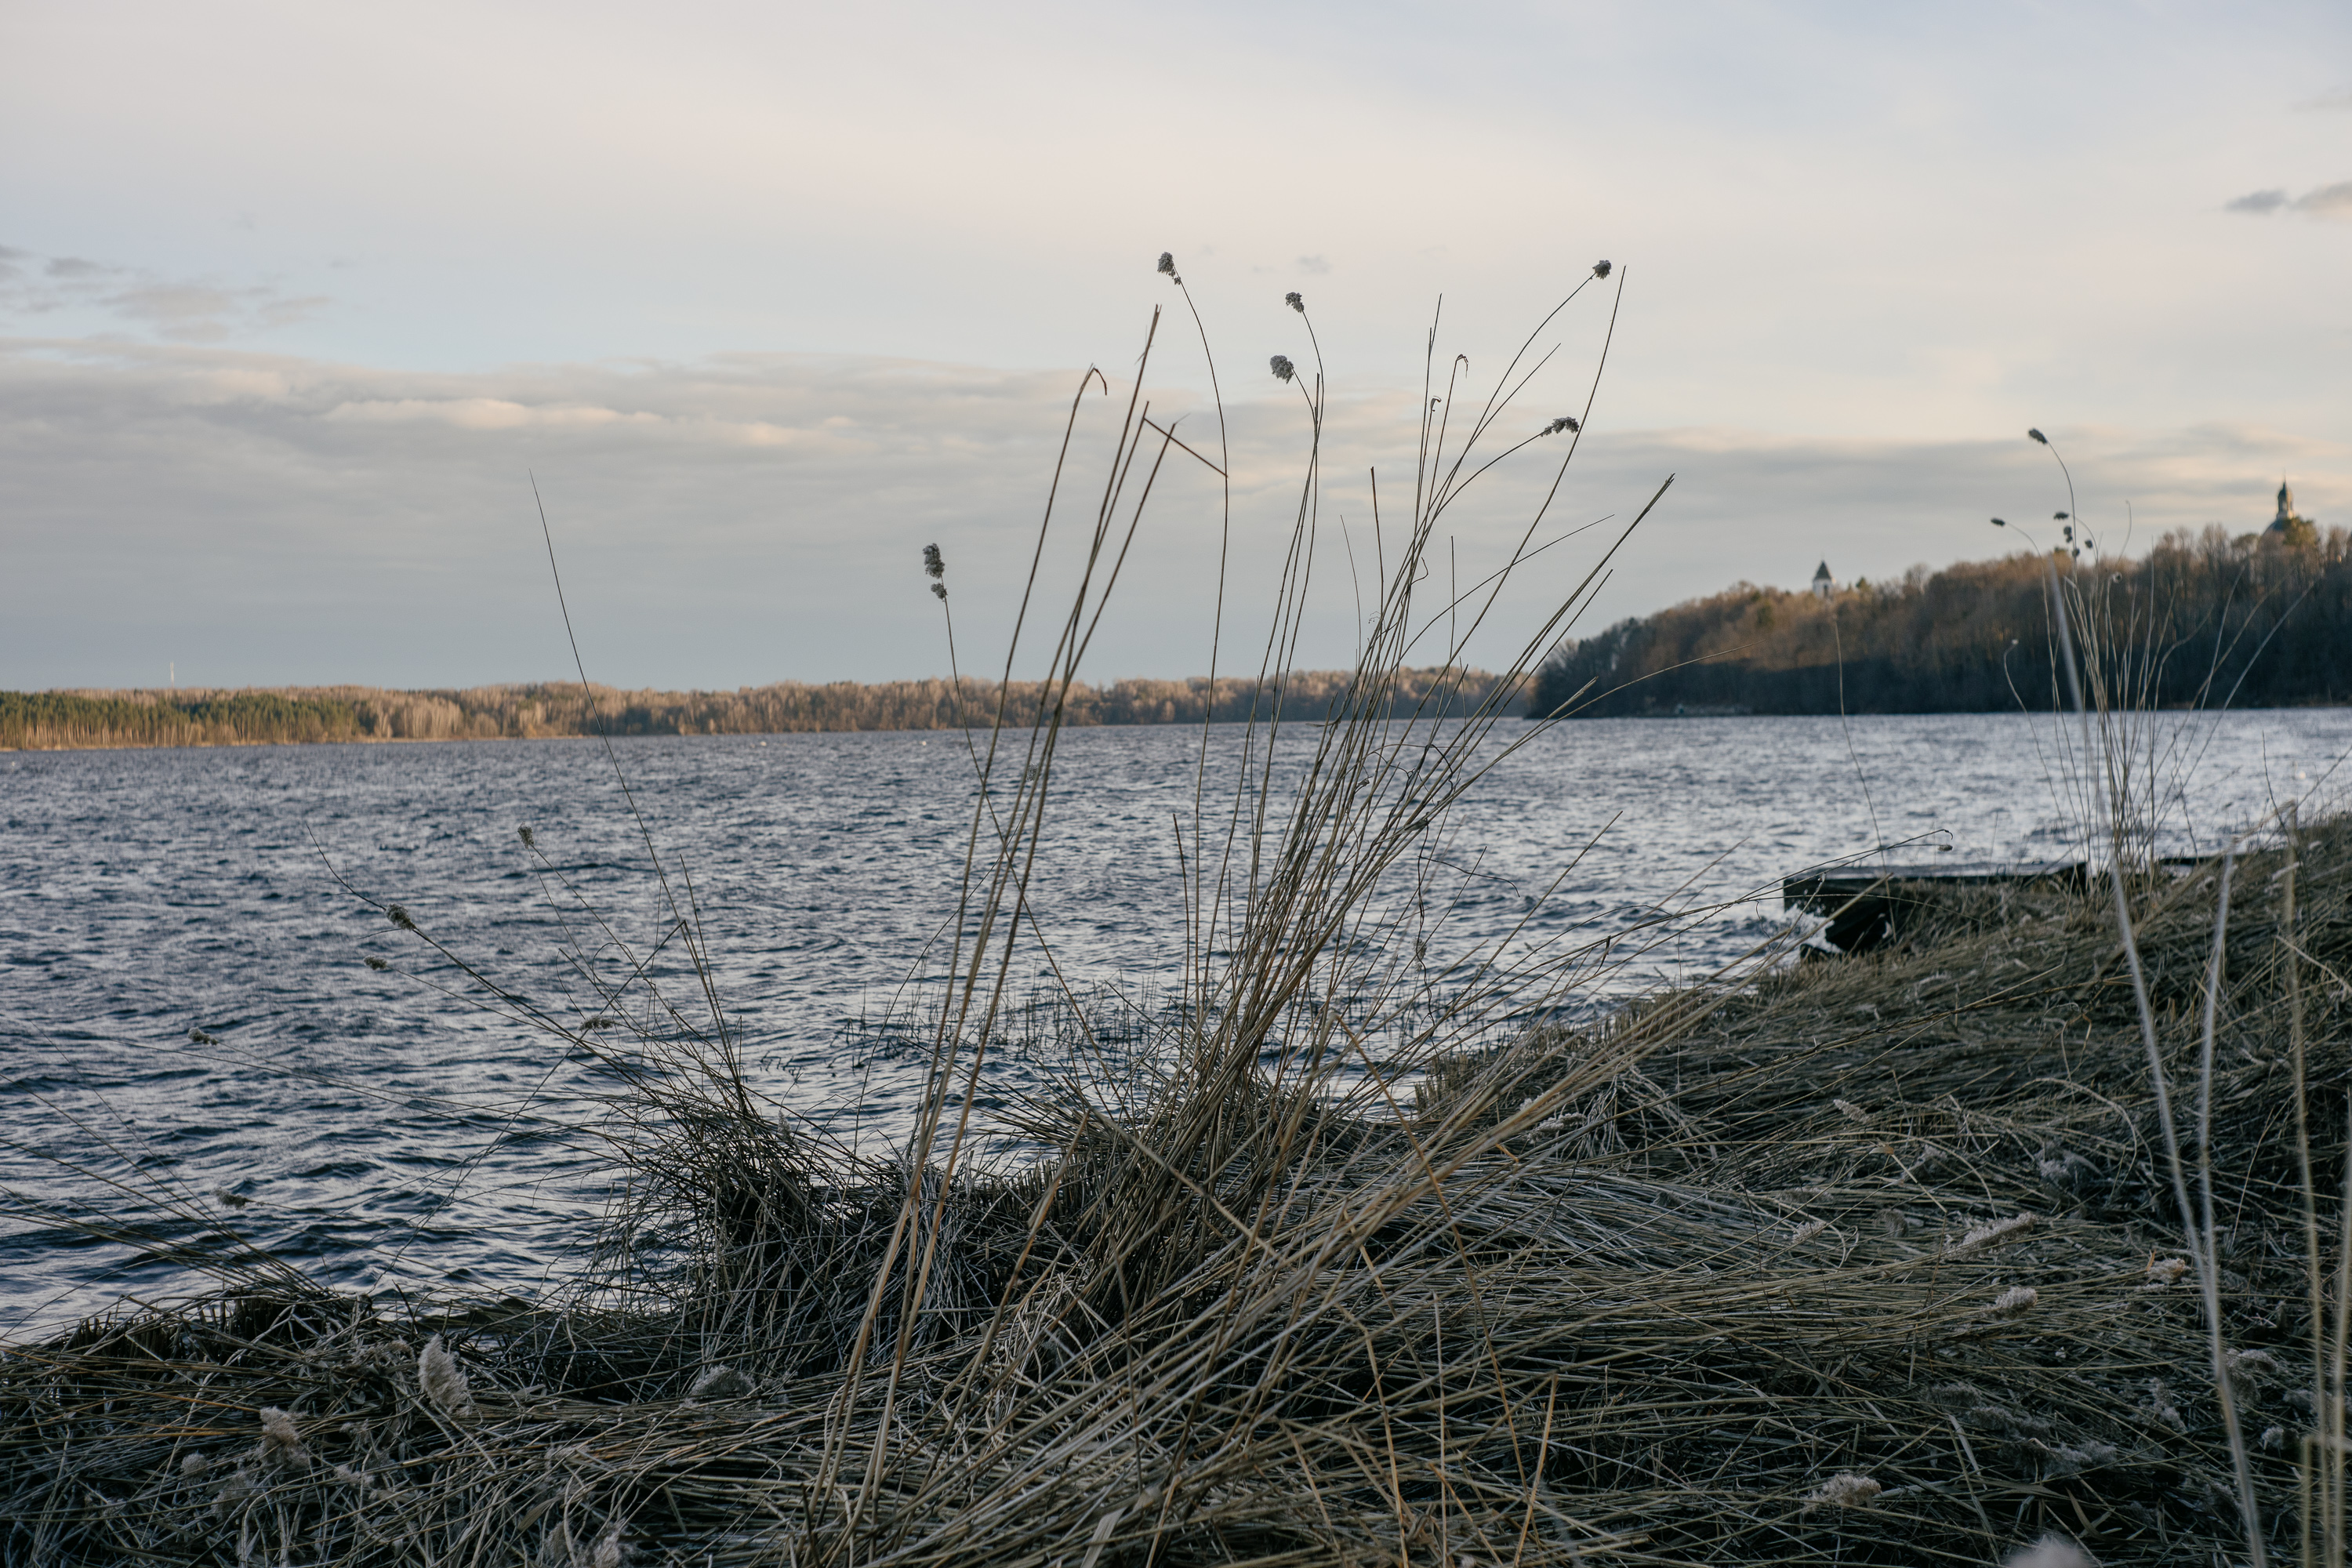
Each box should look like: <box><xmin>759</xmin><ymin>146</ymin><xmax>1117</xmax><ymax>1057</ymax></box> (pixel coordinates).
<box><xmin>2034</xmin><ymin>428</ymin><xmax>2349</xmax><ymax>1567</ymax></box>
<box><xmin>7</xmin><ymin>279</ymin><xmax>2346</xmax><ymax>1568</ymax></box>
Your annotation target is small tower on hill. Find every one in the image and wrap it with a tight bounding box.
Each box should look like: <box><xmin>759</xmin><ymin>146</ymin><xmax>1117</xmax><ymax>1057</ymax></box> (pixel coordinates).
<box><xmin>2267</xmin><ymin>480</ymin><xmax>2316</xmax><ymax>546</ymax></box>
<box><xmin>1810</xmin><ymin>561</ymin><xmax>1836</xmax><ymax>601</ymax></box>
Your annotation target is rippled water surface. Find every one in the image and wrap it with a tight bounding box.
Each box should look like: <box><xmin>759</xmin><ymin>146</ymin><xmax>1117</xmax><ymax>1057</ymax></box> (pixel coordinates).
<box><xmin>5</xmin><ymin>710</ymin><xmax>2348</xmax><ymax>1331</ymax></box>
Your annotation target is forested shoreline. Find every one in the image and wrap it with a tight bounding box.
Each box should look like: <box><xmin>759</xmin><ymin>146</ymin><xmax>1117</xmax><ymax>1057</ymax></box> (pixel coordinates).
<box><xmin>16</xmin><ymin>527</ymin><xmax>2348</xmax><ymax>752</ymax></box>
<box><xmin>0</xmin><ymin>669</ymin><xmax>1508</xmax><ymax>751</ymax></box>
<box><xmin>1532</xmin><ymin>525</ymin><xmax>2352</xmax><ymax>718</ymax></box>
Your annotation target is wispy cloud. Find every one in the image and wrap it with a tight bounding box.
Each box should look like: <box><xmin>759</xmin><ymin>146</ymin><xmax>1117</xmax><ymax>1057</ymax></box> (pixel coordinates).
<box><xmin>0</xmin><ymin>245</ymin><xmax>328</xmax><ymax>340</ymax></box>
<box><xmin>1</xmin><ymin>338</ymin><xmax>2339</xmax><ymax>691</ymax></box>
<box><xmin>2302</xmin><ymin>183</ymin><xmax>2352</xmax><ymax>218</ymax></box>
<box><xmin>2225</xmin><ymin>181</ymin><xmax>2352</xmax><ymax>219</ymax></box>
<box><xmin>2296</xmin><ymin>86</ymin><xmax>2352</xmax><ymax>112</ymax></box>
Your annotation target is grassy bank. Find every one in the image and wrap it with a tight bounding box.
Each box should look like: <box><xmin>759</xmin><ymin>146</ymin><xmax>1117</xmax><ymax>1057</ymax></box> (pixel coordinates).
<box><xmin>10</xmin><ymin>269</ymin><xmax>2345</xmax><ymax>1568</ymax></box>
<box><xmin>6</xmin><ymin>821</ymin><xmax>2346</xmax><ymax>1565</ymax></box>
<box><xmin>0</xmin><ymin>669</ymin><xmax>1510</xmax><ymax>752</ymax></box>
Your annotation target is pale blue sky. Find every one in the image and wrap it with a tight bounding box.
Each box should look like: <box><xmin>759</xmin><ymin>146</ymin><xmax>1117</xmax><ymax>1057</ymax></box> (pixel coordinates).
<box><xmin>3</xmin><ymin>0</ymin><xmax>2347</xmax><ymax>688</ymax></box>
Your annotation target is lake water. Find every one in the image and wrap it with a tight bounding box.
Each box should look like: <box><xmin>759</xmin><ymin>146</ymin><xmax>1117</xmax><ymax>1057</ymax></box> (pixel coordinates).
<box><xmin>5</xmin><ymin>710</ymin><xmax>2348</xmax><ymax>1333</ymax></box>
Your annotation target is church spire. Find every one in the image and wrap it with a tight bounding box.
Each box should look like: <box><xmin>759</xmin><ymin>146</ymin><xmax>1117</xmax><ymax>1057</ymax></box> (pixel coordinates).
<box><xmin>2267</xmin><ymin>477</ymin><xmax>2314</xmax><ymax>544</ymax></box>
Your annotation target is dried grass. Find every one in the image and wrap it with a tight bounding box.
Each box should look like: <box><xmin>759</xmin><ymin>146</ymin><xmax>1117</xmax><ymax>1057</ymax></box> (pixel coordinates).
<box><xmin>11</xmin><ymin>829</ymin><xmax>2345</xmax><ymax>1564</ymax></box>
<box><xmin>6</xmin><ymin>275</ymin><xmax>2347</xmax><ymax>1567</ymax></box>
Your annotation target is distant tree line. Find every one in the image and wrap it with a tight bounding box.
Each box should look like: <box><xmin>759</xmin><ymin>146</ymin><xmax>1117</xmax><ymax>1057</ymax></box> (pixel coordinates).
<box><xmin>1530</xmin><ymin>525</ymin><xmax>2352</xmax><ymax>719</ymax></box>
<box><xmin>0</xmin><ymin>690</ymin><xmax>372</xmax><ymax>750</ymax></box>
<box><xmin>0</xmin><ymin>668</ymin><xmax>1507</xmax><ymax>752</ymax></box>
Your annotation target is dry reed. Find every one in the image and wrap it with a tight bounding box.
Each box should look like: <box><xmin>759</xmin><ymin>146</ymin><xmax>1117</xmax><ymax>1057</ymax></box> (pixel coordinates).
<box><xmin>5</xmin><ymin>274</ymin><xmax>2346</xmax><ymax>1568</ymax></box>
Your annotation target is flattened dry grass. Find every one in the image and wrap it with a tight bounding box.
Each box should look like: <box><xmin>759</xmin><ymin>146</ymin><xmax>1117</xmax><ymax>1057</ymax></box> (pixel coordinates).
<box><xmin>9</xmin><ymin>276</ymin><xmax>2346</xmax><ymax>1568</ymax></box>
<box><xmin>7</xmin><ymin>821</ymin><xmax>2345</xmax><ymax>1566</ymax></box>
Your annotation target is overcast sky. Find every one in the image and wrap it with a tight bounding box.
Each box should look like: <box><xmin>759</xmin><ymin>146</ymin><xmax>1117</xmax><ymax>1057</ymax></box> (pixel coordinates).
<box><xmin>4</xmin><ymin>0</ymin><xmax>2347</xmax><ymax>691</ymax></box>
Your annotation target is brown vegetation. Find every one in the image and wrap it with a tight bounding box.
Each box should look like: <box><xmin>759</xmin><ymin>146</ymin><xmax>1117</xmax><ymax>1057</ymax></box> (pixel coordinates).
<box><xmin>1534</xmin><ymin>526</ymin><xmax>2352</xmax><ymax>717</ymax></box>
<box><xmin>6</xmin><ymin>820</ymin><xmax>2345</xmax><ymax>1566</ymax></box>
<box><xmin>0</xmin><ymin>669</ymin><xmax>1508</xmax><ymax>752</ymax></box>
<box><xmin>12</xmin><ymin>270</ymin><xmax>2343</xmax><ymax>1568</ymax></box>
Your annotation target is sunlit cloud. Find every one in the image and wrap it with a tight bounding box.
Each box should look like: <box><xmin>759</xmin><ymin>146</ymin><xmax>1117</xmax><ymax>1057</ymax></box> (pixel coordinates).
<box><xmin>2</xmin><ymin>2</ymin><xmax>2345</xmax><ymax>689</ymax></box>
<box><xmin>2</xmin><ymin>336</ymin><xmax>2339</xmax><ymax>691</ymax></box>
<box><xmin>2300</xmin><ymin>183</ymin><xmax>2352</xmax><ymax>217</ymax></box>
<box><xmin>323</xmin><ymin>397</ymin><xmax>666</xmax><ymax>433</ymax></box>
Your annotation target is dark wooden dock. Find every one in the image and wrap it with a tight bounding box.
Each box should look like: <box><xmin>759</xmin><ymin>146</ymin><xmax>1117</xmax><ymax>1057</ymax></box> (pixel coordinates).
<box><xmin>1782</xmin><ymin>859</ymin><xmax>2086</xmax><ymax>953</ymax></box>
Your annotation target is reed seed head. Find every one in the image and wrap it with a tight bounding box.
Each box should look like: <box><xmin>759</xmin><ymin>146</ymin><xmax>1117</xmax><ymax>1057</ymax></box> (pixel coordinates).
<box><xmin>2004</xmin><ymin>1536</ymin><xmax>2095</xmax><ymax>1568</ymax></box>
<box><xmin>931</xmin><ymin>582</ymin><xmax>948</xmax><ymax>601</ymax></box>
<box><xmin>1156</xmin><ymin>252</ymin><xmax>1180</xmax><ymax>282</ymax></box>
<box><xmin>1270</xmin><ymin>354</ymin><xmax>1296</xmax><ymax>383</ymax></box>
<box><xmin>2045</xmin><ymin>1440</ymin><xmax>2114</xmax><ymax>1476</ymax></box>
<box><xmin>189</xmin><ymin>1026</ymin><xmax>220</xmax><ymax>1045</ymax></box>
<box><xmin>212</xmin><ymin>1465</ymin><xmax>258</xmax><ymax>1507</ymax></box>
<box><xmin>1592</xmin><ymin>260</ymin><xmax>1612</xmax><ymax>278</ymax></box>
<box><xmin>1802</xmin><ymin>1472</ymin><xmax>1880</xmax><ymax>1510</ymax></box>
<box><xmin>1285</xmin><ymin>291</ymin><xmax>1304</xmax><ymax>312</ymax></box>
<box><xmin>1991</xmin><ymin>517</ymin><xmax>2007</xmax><ymax>527</ymax></box>
<box><xmin>2027</xmin><ymin>427</ymin><xmax>2049</xmax><ymax>444</ymax></box>
<box><xmin>2225</xmin><ymin>1348</ymin><xmax>2281</xmax><ymax>1380</ymax></box>
<box><xmin>1990</xmin><ymin>1284</ymin><xmax>2037</xmax><ymax>1317</ymax></box>
<box><xmin>364</xmin><ymin>956</ymin><xmax>388</xmax><ymax>971</ymax></box>
<box><xmin>2145</xmin><ymin>1256</ymin><xmax>2189</xmax><ymax>1286</ymax></box>
<box><xmin>923</xmin><ymin>543</ymin><xmax>945</xmax><ymax>579</ymax></box>
<box><xmin>1789</xmin><ymin>1218</ymin><xmax>1828</xmax><ymax>1245</ymax></box>
<box><xmin>418</xmin><ymin>1334</ymin><xmax>475</xmax><ymax>1418</ymax></box>
<box><xmin>257</xmin><ymin>1406</ymin><xmax>305</xmax><ymax>1463</ymax></box>
<box><xmin>2036</xmin><ymin>1149</ymin><xmax>2096</xmax><ymax>1189</ymax></box>
<box><xmin>688</xmin><ymin>1365</ymin><xmax>755</xmax><ymax>1401</ymax></box>
<box><xmin>387</xmin><ymin>904</ymin><xmax>415</xmax><ymax>931</ymax></box>
<box><xmin>1542</xmin><ymin>416</ymin><xmax>1580</xmax><ymax>435</ymax></box>
<box><xmin>1955</xmin><ymin>1213</ymin><xmax>2034</xmax><ymax>1255</ymax></box>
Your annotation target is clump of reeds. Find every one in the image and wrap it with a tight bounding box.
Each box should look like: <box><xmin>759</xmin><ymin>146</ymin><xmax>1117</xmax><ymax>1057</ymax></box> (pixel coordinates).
<box><xmin>6</xmin><ymin>824</ymin><xmax>2347</xmax><ymax>1563</ymax></box>
<box><xmin>6</xmin><ymin>266</ymin><xmax>2348</xmax><ymax>1568</ymax></box>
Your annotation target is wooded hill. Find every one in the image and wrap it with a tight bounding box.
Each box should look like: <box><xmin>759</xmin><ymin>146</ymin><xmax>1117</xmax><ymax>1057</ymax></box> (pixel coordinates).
<box><xmin>0</xmin><ymin>669</ymin><xmax>1505</xmax><ymax>752</ymax></box>
<box><xmin>1531</xmin><ymin>524</ymin><xmax>2352</xmax><ymax>718</ymax></box>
